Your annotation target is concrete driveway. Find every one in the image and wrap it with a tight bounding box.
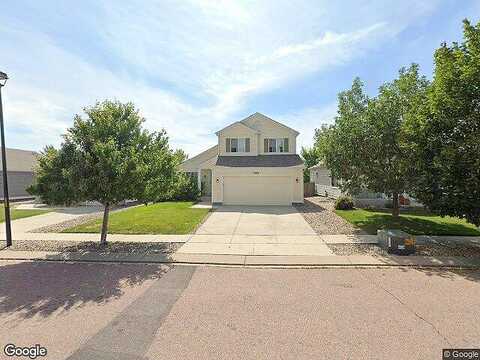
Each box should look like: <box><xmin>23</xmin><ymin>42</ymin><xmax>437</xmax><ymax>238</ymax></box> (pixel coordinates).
<box><xmin>178</xmin><ymin>206</ymin><xmax>333</xmax><ymax>256</ymax></box>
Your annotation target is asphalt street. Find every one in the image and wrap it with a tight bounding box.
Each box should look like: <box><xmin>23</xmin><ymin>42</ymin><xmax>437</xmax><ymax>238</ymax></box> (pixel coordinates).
<box><xmin>0</xmin><ymin>261</ymin><xmax>479</xmax><ymax>359</ymax></box>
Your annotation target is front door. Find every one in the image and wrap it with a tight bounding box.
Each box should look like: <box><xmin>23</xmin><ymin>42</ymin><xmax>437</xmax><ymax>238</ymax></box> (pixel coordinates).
<box><xmin>201</xmin><ymin>169</ymin><xmax>212</xmax><ymax>196</ymax></box>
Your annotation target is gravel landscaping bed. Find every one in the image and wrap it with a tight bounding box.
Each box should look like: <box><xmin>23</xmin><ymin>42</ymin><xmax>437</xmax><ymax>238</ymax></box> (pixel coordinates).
<box><xmin>295</xmin><ymin>196</ymin><xmax>362</xmax><ymax>235</ymax></box>
<box><xmin>0</xmin><ymin>240</ymin><xmax>182</xmax><ymax>254</ymax></box>
<box><xmin>30</xmin><ymin>203</ymin><xmax>140</xmax><ymax>233</ymax></box>
<box><xmin>328</xmin><ymin>243</ymin><xmax>480</xmax><ymax>258</ymax></box>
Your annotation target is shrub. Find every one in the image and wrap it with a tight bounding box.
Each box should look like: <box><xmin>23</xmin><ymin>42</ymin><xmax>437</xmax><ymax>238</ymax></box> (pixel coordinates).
<box><xmin>169</xmin><ymin>173</ymin><xmax>200</xmax><ymax>201</ymax></box>
<box><xmin>335</xmin><ymin>195</ymin><xmax>354</xmax><ymax>210</ymax></box>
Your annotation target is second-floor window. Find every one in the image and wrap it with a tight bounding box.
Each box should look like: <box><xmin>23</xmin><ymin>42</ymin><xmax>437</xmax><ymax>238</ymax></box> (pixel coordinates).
<box><xmin>226</xmin><ymin>138</ymin><xmax>250</xmax><ymax>152</ymax></box>
<box><xmin>264</xmin><ymin>138</ymin><xmax>289</xmax><ymax>153</ymax></box>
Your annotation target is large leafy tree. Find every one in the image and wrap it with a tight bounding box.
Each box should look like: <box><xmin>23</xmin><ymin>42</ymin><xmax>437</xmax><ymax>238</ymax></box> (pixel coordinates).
<box><xmin>324</xmin><ymin>77</ymin><xmax>369</xmax><ymax>196</ymax></box>
<box><xmin>313</xmin><ymin>124</ymin><xmax>334</xmax><ymax>161</ymax></box>
<box><xmin>30</xmin><ymin>100</ymin><xmax>176</xmax><ymax>243</ymax></box>
<box><xmin>325</xmin><ymin>66</ymin><xmax>429</xmax><ymax>216</ymax></box>
<box><xmin>408</xmin><ymin>20</ymin><xmax>480</xmax><ymax>226</ymax></box>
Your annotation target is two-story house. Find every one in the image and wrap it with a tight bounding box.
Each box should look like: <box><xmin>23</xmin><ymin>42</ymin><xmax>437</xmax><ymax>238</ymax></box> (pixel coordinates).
<box><xmin>180</xmin><ymin>113</ymin><xmax>304</xmax><ymax>205</ymax></box>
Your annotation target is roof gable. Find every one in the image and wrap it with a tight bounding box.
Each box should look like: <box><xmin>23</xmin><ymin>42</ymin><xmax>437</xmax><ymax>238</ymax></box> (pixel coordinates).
<box><xmin>215</xmin><ymin>121</ymin><xmax>259</xmax><ymax>136</ymax></box>
<box><xmin>241</xmin><ymin>112</ymin><xmax>299</xmax><ymax>136</ymax></box>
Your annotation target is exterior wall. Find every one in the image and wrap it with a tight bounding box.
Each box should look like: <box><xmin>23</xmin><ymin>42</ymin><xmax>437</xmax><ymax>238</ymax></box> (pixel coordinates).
<box><xmin>218</xmin><ymin>123</ymin><xmax>258</xmax><ymax>156</ymax></box>
<box><xmin>310</xmin><ymin>168</ymin><xmax>332</xmax><ymax>186</ymax></box>
<box><xmin>212</xmin><ymin>166</ymin><xmax>303</xmax><ymax>204</ymax></box>
<box><xmin>256</xmin><ymin>121</ymin><xmax>296</xmax><ymax>155</ymax></box>
<box><xmin>0</xmin><ymin>148</ymin><xmax>38</xmax><ymax>172</ymax></box>
<box><xmin>242</xmin><ymin>113</ymin><xmax>298</xmax><ymax>155</ymax></box>
<box><xmin>0</xmin><ymin>171</ymin><xmax>34</xmax><ymax>198</ymax></box>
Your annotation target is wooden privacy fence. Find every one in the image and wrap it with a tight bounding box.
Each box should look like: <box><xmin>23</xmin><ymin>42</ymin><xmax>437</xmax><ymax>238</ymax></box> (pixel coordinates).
<box><xmin>304</xmin><ymin>182</ymin><xmax>315</xmax><ymax>197</ymax></box>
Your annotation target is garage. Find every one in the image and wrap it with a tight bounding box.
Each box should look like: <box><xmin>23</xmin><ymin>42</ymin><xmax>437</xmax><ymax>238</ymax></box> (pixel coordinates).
<box><xmin>223</xmin><ymin>176</ymin><xmax>292</xmax><ymax>205</ymax></box>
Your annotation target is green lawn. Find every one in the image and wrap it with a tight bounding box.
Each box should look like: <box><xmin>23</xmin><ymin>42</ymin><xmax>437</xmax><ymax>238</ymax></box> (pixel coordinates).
<box><xmin>64</xmin><ymin>201</ymin><xmax>210</xmax><ymax>235</ymax></box>
<box><xmin>336</xmin><ymin>208</ymin><xmax>480</xmax><ymax>236</ymax></box>
<box><xmin>0</xmin><ymin>205</ymin><xmax>50</xmax><ymax>222</ymax></box>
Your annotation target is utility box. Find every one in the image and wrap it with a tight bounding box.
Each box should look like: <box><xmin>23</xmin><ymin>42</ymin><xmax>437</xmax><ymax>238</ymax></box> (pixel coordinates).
<box><xmin>377</xmin><ymin>229</ymin><xmax>415</xmax><ymax>255</ymax></box>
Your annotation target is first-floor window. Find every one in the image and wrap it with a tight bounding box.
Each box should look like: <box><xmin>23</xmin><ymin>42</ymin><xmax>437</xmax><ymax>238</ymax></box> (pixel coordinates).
<box><xmin>226</xmin><ymin>138</ymin><xmax>250</xmax><ymax>152</ymax></box>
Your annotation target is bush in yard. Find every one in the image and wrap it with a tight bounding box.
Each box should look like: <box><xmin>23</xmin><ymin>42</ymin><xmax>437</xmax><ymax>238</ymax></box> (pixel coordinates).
<box><xmin>335</xmin><ymin>196</ymin><xmax>354</xmax><ymax>210</ymax></box>
<box><xmin>170</xmin><ymin>173</ymin><xmax>200</xmax><ymax>201</ymax></box>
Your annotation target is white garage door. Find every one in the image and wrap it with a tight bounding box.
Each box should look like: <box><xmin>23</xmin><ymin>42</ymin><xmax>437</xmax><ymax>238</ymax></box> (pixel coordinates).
<box><xmin>223</xmin><ymin>176</ymin><xmax>292</xmax><ymax>205</ymax></box>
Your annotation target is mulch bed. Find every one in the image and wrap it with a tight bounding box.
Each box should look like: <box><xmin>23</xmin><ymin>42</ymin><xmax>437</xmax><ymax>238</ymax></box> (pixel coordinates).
<box><xmin>328</xmin><ymin>243</ymin><xmax>480</xmax><ymax>258</ymax></box>
<box><xmin>0</xmin><ymin>240</ymin><xmax>182</xmax><ymax>254</ymax></box>
<box><xmin>295</xmin><ymin>196</ymin><xmax>363</xmax><ymax>235</ymax></box>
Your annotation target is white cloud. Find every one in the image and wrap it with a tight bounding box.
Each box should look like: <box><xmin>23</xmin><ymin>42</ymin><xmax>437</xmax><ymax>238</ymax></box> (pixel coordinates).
<box><xmin>275</xmin><ymin>103</ymin><xmax>338</xmax><ymax>152</ymax></box>
<box><xmin>1</xmin><ymin>0</ymin><xmax>441</xmax><ymax>155</ymax></box>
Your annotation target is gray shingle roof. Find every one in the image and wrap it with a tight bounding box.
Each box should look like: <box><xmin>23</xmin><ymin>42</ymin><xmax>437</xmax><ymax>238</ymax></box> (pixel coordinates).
<box><xmin>216</xmin><ymin>154</ymin><xmax>304</xmax><ymax>167</ymax></box>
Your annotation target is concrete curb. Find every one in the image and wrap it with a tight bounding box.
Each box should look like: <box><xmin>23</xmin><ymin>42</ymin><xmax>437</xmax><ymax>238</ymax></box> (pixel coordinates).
<box><xmin>0</xmin><ymin>250</ymin><xmax>479</xmax><ymax>268</ymax></box>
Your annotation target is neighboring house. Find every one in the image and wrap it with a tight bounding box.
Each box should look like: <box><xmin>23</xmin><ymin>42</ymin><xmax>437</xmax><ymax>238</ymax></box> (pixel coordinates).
<box><xmin>309</xmin><ymin>162</ymin><xmax>342</xmax><ymax>199</ymax></box>
<box><xmin>0</xmin><ymin>148</ymin><xmax>38</xmax><ymax>199</ymax></box>
<box><xmin>309</xmin><ymin>162</ymin><xmax>420</xmax><ymax>207</ymax></box>
<box><xmin>180</xmin><ymin>113</ymin><xmax>304</xmax><ymax>205</ymax></box>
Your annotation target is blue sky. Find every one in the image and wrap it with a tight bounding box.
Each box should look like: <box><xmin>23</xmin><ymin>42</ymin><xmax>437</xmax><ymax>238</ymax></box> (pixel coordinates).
<box><xmin>2</xmin><ymin>0</ymin><xmax>479</xmax><ymax>156</ymax></box>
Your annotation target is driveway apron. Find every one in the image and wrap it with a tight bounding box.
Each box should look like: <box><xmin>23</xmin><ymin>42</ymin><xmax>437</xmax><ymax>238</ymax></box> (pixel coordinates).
<box><xmin>178</xmin><ymin>206</ymin><xmax>333</xmax><ymax>256</ymax></box>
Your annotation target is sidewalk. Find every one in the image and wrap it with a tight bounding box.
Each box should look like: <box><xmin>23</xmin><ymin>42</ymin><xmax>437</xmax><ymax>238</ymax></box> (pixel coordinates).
<box><xmin>2</xmin><ymin>232</ymin><xmax>479</xmax><ymax>246</ymax></box>
<box><xmin>1</xmin><ymin>248</ymin><xmax>479</xmax><ymax>268</ymax></box>
<box><xmin>1</xmin><ymin>206</ymin><xmax>102</xmax><ymax>233</ymax></box>
<box><xmin>0</xmin><ymin>232</ymin><xmax>190</xmax><ymax>243</ymax></box>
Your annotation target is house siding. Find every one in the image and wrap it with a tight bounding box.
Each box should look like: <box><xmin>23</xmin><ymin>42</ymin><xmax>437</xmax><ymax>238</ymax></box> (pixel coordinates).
<box><xmin>0</xmin><ymin>171</ymin><xmax>34</xmax><ymax>198</ymax></box>
<box><xmin>218</xmin><ymin>123</ymin><xmax>258</xmax><ymax>156</ymax></box>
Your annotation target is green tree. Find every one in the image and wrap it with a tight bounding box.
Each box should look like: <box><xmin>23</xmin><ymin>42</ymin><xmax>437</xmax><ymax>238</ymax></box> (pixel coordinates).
<box><xmin>140</xmin><ymin>130</ymin><xmax>177</xmax><ymax>204</ymax></box>
<box><xmin>326</xmin><ymin>66</ymin><xmax>429</xmax><ymax>216</ymax></box>
<box><xmin>300</xmin><ymin>146</ymin><xmax>320</xmax><ymax>182</ymax></box>
<box><xmin>31</xmin><ymin>100</ymin><xmax>177</xmax><ymax>243</ymax></box>
<box><xmin>173</xmin><ymin>149</ymin><xmax>188</xmax><ymax>164</ymax></box>
<box><xmin>324</xmin><ymin>77</ymin><xmax>370</xmax><ymax>196</ymax></box>
<box><xmin>408</xmin><ymin>19</ymin><xmax>480</xmax><ymax>226</ymax></box>
<box><xmin>313</xmin><ymin>124</ymin><xmax>334</xmax><ymax>161</ymax></box>
<box><xmin>165</xmin><ymin>149</ymin><xmax>200</xmax><ymax>201</ymax></box>
<box><xmin>27</xmin><ymin>144</ymin><xmax>82</xmax><ymax>206</ymax></box>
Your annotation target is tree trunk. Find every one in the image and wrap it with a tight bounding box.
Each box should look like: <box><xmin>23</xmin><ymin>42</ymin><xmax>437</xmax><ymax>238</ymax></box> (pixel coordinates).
<box><xmin>100</xmin><ymin>202</ymin><xmax>110</xmax><ymax>244</ymax></box>
<box><xmin>392</xmin><ymin>192</ymin><xmax>400</xmax><ymax>217</ymax></box>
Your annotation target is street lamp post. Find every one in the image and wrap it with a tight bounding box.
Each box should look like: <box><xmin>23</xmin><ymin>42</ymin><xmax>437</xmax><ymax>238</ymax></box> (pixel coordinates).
<box><xmin>0</xmin><ymin>71</ymin><xmax>12</xmax><ymax>247</ymax></box>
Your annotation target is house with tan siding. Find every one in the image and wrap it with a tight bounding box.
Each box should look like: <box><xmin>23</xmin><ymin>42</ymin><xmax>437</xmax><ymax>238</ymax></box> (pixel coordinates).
<box><xmin>180</xmin><ymin>113</ymin><xmax>304</xmax><ymax>205</ymax></box>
